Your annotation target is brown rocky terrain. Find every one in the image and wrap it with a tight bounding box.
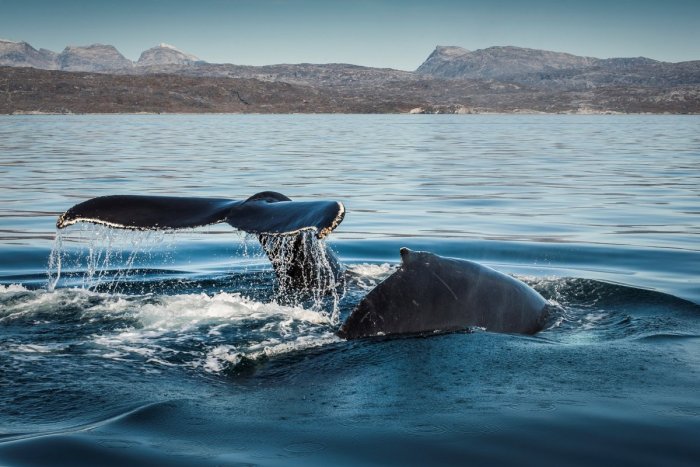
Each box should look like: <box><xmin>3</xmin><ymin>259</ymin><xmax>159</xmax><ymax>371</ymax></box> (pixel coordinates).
<box><xmin>3</xmin><ymin>65</ymin><xmax>698</xmax><ymax>114</ymax></box>
<box><xmin>0</xmin><ymin>67</ymin><xmax>347</xmax><ymax>114</ymax></box>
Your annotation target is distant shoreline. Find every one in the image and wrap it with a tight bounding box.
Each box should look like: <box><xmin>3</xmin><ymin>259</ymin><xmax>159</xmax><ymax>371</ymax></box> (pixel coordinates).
<box><xmin>6</xmin><ymin>110</ymin><xmax>698</xmax><ymax>116</ymax></box>
<box><xmin>2</xmin><ymin>65</ymin><xmax>698</xmax><ymax>115</ymax></box>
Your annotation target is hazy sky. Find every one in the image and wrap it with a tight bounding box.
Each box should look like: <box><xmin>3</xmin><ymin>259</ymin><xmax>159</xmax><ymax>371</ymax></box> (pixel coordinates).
<box><xmin>1</xmin><ymin>0</ymin><xmax>698</xmax><ymax>70</ymax></box>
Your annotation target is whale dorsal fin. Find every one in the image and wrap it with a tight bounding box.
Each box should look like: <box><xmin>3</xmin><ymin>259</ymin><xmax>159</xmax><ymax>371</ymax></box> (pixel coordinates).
<box><xmin>399</xmin><ymin>248</ymin><xmax>436</xmax><ymax>266</ymax></box>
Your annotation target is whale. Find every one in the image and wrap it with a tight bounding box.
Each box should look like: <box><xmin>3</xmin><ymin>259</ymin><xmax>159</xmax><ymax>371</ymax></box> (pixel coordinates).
<box><xmin>56</xmin><ymin>191</ymin><xmax>345</xmax><ymax>291</ymax></box>
<box><xmin>338</xmin><ymin>248</ymin><xmax>550</xmax><ymax>339</ymax></box>
<box><xmin>57</xmin><ymin>193</ymin><xmax>552</xmax><ymax>337</ymax></box>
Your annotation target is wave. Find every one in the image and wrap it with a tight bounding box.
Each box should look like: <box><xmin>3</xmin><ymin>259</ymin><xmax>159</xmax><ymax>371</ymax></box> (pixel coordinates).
<box><xmin>1</xmin><ymin>285</ymin><xmax>341</xmax><ymax>376</ymax></box>
<box><xmin>2</xmin><ymin>268</ymin><xmax>699</xmax><ymax>376</ymax></box>
<box><xmin>524</xmin><ymin>276</ymin><xmax>700</xmax><ymax>343</ymax></box>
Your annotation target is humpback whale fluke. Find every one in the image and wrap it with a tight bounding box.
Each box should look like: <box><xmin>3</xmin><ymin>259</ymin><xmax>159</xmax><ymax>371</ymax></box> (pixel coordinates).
<box><xmin>56</xmin><ymin>192</ymin><xmax>346</xmax><ymax>291</ymax></box>
<box><xmin>56</xmin><ymin>191</ymin><xmax>345</xmax><ymax>239</ymax></box>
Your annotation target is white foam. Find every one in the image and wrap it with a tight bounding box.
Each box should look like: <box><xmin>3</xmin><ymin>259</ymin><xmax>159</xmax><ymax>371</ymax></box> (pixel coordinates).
<box><xmin>0</xmin><ymin>284</ymin><xmax>29</xmax><ymax>294</ymax></box>
<box><xmin>3</xmin><ymin>285</ymin><xmax>339</xmax><ymax>374</ymax></box>
<box><xmin>347</xmin><ymin>263</ymin><xmax>394</xmax><ymax>278</ymax></box>
<box><xmin>204</xmin><ymin>345</ymin><xmax>242</xmax><ymax>372</ymax></box>
<box><xmin>0</xmin><ymin>287</ymin><xmax>105</xmax><ymax>323</ymax></box>
<box><xmin>4</xmin><ymin>288</ymin><xmax>330</xmax><ymax>329</ymax></box>
<box><xmin>581</xmin><ymin>312</ymin><xmax>608</xmax><ymax>330</ymax></box>
<box><xmin>201</xmin><ymin>332</ymin><xmax>340</xmax><ymax>374</ymax></box>
<box><xmin>76</xmin><ymin>290</ymin><xmax>339</xmax><ymax>372</ymax></box>
<box><xmin>346</xmin><ymin>263</ymin><xmax>395</xmax><ymax>290</ymax></box>
<box><xmin>9</xmin><ymin>343</ymin><xmax>66</xmax><ymax>354</ymax></box>
<box><xmin>135</xmin><ymin>292</ymin><xmax>331</xmax><ymax>331</ymax></box>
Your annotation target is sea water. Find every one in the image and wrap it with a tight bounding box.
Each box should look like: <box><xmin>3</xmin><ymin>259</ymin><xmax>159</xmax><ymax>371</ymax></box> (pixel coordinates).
<box><xmin>0</xmin><ymin>114</ymin><xmax>698</xmax><ymax>466</ymax></box>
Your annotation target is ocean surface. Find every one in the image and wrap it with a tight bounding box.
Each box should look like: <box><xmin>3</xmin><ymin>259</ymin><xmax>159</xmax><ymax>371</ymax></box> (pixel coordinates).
<box><xmin>0</xmin><ymin>114</ymin><xmax>698</xmax><ymax>466</ymax></box>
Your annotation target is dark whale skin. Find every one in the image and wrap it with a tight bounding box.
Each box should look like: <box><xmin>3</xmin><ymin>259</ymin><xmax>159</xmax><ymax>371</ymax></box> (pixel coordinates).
<box><xmin>56</xmin><ymin>191</ymin><xmax>344</xmax><ymax>238</ymax></box>
<box><xmin>338</xmin><ymin>248</ymin><xmax>549</xmax><ymax>339</ymax></box>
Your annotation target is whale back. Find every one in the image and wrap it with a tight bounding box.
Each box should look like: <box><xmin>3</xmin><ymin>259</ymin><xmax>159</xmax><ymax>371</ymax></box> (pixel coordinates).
<box><xmin>338</xmin><ymin>248</ymin><xmax>548</xmax><ymax>339</ymax></box>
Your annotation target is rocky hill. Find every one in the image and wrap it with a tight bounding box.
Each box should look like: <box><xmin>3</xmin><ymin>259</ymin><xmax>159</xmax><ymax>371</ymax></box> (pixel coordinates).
<box><xmin>56</xmin><ymin>44</ymin><xmax>134</xmax><ymax>72</ymax></box>
<box><xmin>416</xmin><ymin>45</ymin><xmax>596</xmax><ymax>80</ymax></box>
<box><xmin>137</xmin><ymin>44</ymin><xmax>203</xmax><ymax>67</ymax></box>
<box><xmin>416</xmin><ymin>45</ymin><xmax>700</xmax><ymax>90</ymax></box>
<box><xmin>0</xmin><ymin>39</ymin><xmax>57</xmax><ymax>69</ymax></box>
<box><xmin>137</xmin><ymin>62</ymin><xmax>418</xmax><ymax>91</ymax></box>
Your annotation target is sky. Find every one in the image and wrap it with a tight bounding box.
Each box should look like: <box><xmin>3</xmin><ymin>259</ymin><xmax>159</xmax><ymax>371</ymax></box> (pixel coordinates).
<box><xmin>1</xmin><ymin>0</ymin><xmax>699</xmax><ymax>70</ymax></box>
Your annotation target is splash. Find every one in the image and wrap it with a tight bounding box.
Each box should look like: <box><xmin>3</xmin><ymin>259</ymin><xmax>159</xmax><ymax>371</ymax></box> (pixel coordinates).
<box><xmin>346</xmin><ymin>263</ymin><xmax>395</xmax><ymax>291</ymax></box>
<box><xmin>89</xmin><ymin>290</ymin><xmax>341</xmax><ymax>374</ymax></box>
<box><xmin>47</xmin><ymin>229</ymin><xmax>63</xmax><ymax>292</ymax></box>
<box><xmin>1</xmin><ymin>286</ymin><xmax>341</xmax><ymax>374</ymax></box>
<box><xmin>47</xmin><ymin>224</ymin><xmax>171</xmax><ymax>292</ymax></box>
<box><xmin>259</xmin><ymin>231</ymin><xmax>345</xmax><ymax>323</ymax></box>
<box><xmin>0</xmin><ymin>284</ymin><xmax>29</xmax><ymax>294</ymax></box>
<box><xmin>46</xmin><ymin>225</ymin><xmax>344</xmax><ymax>322</ymax></box>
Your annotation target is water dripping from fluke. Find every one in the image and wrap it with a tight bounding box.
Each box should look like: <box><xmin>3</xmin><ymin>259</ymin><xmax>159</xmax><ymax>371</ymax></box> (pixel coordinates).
<box><xmin>46</xmin><ymin>224</ymin><xmax>172</xmax><ymax>293</ymax></box>
<box><xmin>45</xmin><ymin>225</ymin><xmax>345</xmax><ymax>323</ymax></box>
<box><xmin>259</xmin><ymin>231</ymin><xmax>345</xmax><ymax>324</ymax></box>
<box><xmin>46</xmin><ymin>228</ymin><xmax>63</xmax><ymax>292</ymax></box>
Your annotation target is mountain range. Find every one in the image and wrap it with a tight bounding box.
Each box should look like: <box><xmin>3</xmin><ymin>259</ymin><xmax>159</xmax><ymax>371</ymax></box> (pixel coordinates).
<box><xmin>0</xmin><ymin>40</ymin><xmax>203</xmax><ymax>72</ymax></box>
<box><xmin>1</xmin><ymin>39</ymin><xmax>699</xmax><ymax>114</ymax></box>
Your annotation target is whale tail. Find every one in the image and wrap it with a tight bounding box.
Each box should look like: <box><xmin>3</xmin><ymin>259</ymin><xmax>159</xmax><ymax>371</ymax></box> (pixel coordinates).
<box><xmin>56</xmin><ymin>191</ymin><xmax>344</xmax><ymax>238</ymax></box>
<box><xmin>56</xmin><ymin>191</ymin><xmax>345</xmax><ymax>290</ymax></box>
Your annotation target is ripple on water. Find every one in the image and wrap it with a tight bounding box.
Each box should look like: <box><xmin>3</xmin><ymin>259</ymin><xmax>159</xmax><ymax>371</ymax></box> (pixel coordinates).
<box><xmin>284</xmin><ymin>442</ymin><xmax>326</xmax><ymax>454</ymax></box>
<box><xmin>405</xmin><ymin>424</ymin><xmax>448</xmax><ymax>437</ymax></box>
